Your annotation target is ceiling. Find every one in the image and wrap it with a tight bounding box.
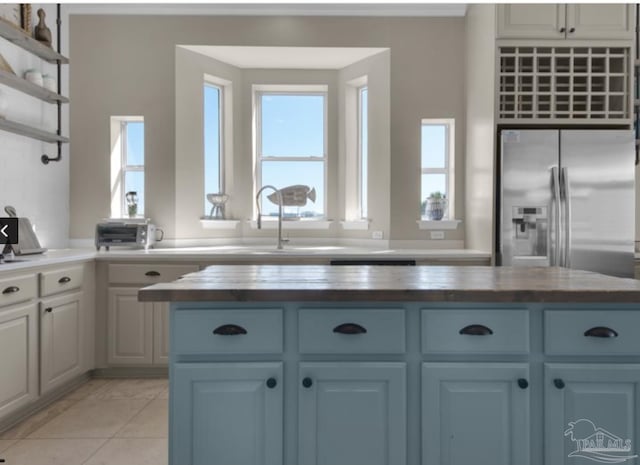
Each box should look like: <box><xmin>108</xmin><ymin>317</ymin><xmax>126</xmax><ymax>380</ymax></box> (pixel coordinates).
<box><xmin>65</xmin><ymin>3</ymin><xmax>468</xmax><ymax>17</ymax></box>
<box><xmin>180</xmin><ymin>45</ymin><xmax>389</xmax><ymax>69</ymax></box>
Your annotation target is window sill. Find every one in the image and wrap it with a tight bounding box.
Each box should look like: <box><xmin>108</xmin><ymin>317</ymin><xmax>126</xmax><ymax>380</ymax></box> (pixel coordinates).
<box><xmin>340</xmin><ymin>220</ymin><xmax>370</xmax><ymax>230</ymax></box>
<box><xmin>416</xmin><ymin>219</ymin><xmax>462</xmax><ymax>230</ymax></box>
<box><xmin>248</xmin><ymin>219</ymin><xmax>333</xmax><ymax>230</ymax></box>
<box><xmin>200</xmin><ymin>219</ymin><xmax>241</xmax><ymax>230</ymax></box>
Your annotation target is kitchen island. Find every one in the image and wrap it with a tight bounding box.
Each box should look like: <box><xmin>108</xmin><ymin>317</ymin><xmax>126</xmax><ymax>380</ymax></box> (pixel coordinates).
<box><xmin>139</xmin><ymin>265</ymin><xmax>640</xmax><ymax>465</ymax></box>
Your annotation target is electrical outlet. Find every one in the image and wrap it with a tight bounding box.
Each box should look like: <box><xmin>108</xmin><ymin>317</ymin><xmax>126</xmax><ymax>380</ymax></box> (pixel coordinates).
<box><xmin>430</xmin><ymin>231</ymin><xmax>445</xmax><ymax>240</ymax></box>
<box><xmin>372</xmin><ymin>230</ymin><xmax>384</xmax><ymax>240</ymax></box>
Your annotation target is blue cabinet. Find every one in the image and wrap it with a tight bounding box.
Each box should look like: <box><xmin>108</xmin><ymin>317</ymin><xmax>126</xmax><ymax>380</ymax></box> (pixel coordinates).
<box><xmin>172</xmin><ymin>362</ymin><xmax>283</xmax><ymax>465</ymax></box>
<box><xmin>545</xmin><ymin>363</ymin><xmax>640</xmax><ymax>465</ymax></box>
<box><xmin>422</xmin><ymin>363</ymin><xmax>531</xmax><ymax>465</ymax></box>
<box><xmin>298</xmin><ymin>362</ymin><xmax>406</xmax><ymax>465</ymax></box>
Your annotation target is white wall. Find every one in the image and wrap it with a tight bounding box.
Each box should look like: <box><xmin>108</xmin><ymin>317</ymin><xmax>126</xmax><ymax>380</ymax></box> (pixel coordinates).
<box><xmin>0</xmin><ymin>4</ymin><xmax>69</xmax><ymax>249</ymax></box>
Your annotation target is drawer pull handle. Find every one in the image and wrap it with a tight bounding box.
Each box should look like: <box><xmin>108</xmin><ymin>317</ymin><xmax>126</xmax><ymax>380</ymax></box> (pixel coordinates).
<box><xmin>58</xmin><ymin>276</ymin><xmax>71</xmax><ymax>284</ymax></box>
<box><xmin>554</xmin><ymin>378</ymin><xmax>565</xmax><ymax>390</ymax></box>
<box><xmin>213</xmin><ymin>324</ymin><xmax>247</xmax><ymax>336</ymax></box>
<box><xmin>517</xmin><ymin>378</ymin><xmax>529</xmax><ymax>389</ymax></box>
<box><xmin>584</xmin><ymin>326</ymin><xmax>618</xmax><ymax>338</ymax></box>
<box><xmin>302</xmin><ymin>377</ymin><xmax>313</xmax><ymax>388</ymax></box>
<box><xmin>145</xmin><ymin>271</ymin><xmax>161</xmax><ymax>277</ymax></box>
<box><xmin>333</xmin><ymin>323</ymin><xmax>367</xmax><ymax>335</ymax></box>
<box><xmin>266</xmin><ymin>378</ymin><xmax>277</xmax><ymax>389</ymax></box>
<box><xmin>44</xmin><ymin>307</ymin><xmax>53</xmax><ymax>313</ymax></box>
<box><xmin>459</xmin><ymin>324</ymin><xmax>493</xmax><ymax>336</ymax></box>
<box><xmin>2</xmin><ymin>286</ymin><xmax>19</xmax><ymax>294</ymax></box>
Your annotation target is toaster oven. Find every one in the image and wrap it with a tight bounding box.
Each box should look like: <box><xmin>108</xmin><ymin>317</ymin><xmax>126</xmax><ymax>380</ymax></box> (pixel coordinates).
<box><xmin>95</xmin><ymin>222</ymin><xmax>157</xmax><ymax>251</ymax></box>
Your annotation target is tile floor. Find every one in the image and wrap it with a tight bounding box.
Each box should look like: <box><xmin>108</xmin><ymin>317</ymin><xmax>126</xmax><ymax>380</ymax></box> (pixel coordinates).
<box><xmin>0</xmin><ymin>378</ymin><xmax>168</xmax><ymax>465</ymax></box>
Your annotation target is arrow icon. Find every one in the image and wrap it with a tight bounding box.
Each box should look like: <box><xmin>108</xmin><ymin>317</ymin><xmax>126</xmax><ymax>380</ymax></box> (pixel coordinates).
<box><xmin>0</xmin><ymin>218</ymin><xmax>18</xmax><ymax>244</ymax></box>
<box><xmin>0</xmin><ymin>225</ymin><xmax>7</xmax><ymax>238</ymax></box>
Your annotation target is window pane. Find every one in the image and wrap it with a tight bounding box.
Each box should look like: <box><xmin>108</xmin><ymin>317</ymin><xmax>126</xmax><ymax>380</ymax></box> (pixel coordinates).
<box><xmin>125</xmin><ymin>122</ymin><xmax>144</xmax><ymax>166</ymax></box>
<box><xmin>124</xmin><ymin>170</ymin><xmax>144</xmax><ymax>216</ymax></box>
<box><xmin>260</xmin><ymin>160</ymin><xmax>324</xmax><ymax>218</ymax></box>
<box><xmin>360</xmin><ymin>87</ymin><xmax>368</xmax><ymax>219</ymax></box>
<box><xmin>421</xmin><ymin>124</ymin><xmax>446</xmax><ymax>169</ymax></box>
<box><xmin>261</xmin><ymin>94</ymin><xmax>324</xmax><ymax>157</ymax></box>
<box><xmin>204</xmin><ymin>85</ymin><xmax>221</xmax><ymax>214</ymax></box>
<box><xmin>421</xmin><ymin>173</ymin><xmax>446</xmax><ymax>217</ymax></box>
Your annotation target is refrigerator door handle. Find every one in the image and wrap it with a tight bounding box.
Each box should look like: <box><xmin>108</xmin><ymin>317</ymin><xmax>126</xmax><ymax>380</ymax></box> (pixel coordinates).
<box><xmin>551</xmin><ymin>166</ymin><xmax>561</xmax><ymax>266</ymax></box>
<box><xmin>561</xmin><ymin>167</ymin><xmax>572</xmax><ymax>268</ymax></box>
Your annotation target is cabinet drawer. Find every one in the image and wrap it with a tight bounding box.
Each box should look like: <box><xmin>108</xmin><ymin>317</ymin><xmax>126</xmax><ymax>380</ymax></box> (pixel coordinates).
<box><xmin>173</xmin><ymin>308</ymin><xmax>283</xmax><ymax>354</ymax></box>
<box><xmin>0</xmin><ymin>274</ymin><xmax>37</xmax><ymax>307</ymax></box>
<box><xmin>298</xmin><ymin>309</ymin><xmax>405</xmax><ymax>354</ymax></box>
<box><xmin>40</xmin><ymin>265</ymin><xmax>84</xmax><ymax>297</ymax></box>
<box><xmin>545</xmin><ymin>310</ymin><xmax>640</xmax><ymax>355</ymax></box>
<box><xmin>422</xmin><ymin>309</ymin><xmax>530</xmax><ymax>354</ymax></box>
<box><xmin>108</xmin><ymin>264</ymin><xmax>199</xmax><ymax>284</ymax></box>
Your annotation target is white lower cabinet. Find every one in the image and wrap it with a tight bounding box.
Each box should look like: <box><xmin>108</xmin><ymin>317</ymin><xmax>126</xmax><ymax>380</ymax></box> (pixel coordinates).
<box><xmin>298</xmin><ymin>362</ymin><xmax>406</xmax><ymax>465</ymax></box>
<box><xmin>107</xmin><ymin>288</ymin><xmax>168</xmax><ymax>365</ymax></box>
<box><xmin>0</xmin><ymin>302</ymin><xmax>38</xmax><ymax>418</ymax></box>
<box><xmin>40</xmin><ymin>292</ymin><xmax>83</xmax><ymax>394</ymax></box>
<box><xmin>172</xmin><ymin>362</ymin><xmax>283</xmax><ymax>465</ymax></box>
<box><xmin>545</xmin><ymin>364</ymin><xmax>640</xmax><ymax>465</ymax></box>
<box><xmin>422</xmin><ymin>363</ymin><xmax>531</xmax><ymax>465</ymax></box>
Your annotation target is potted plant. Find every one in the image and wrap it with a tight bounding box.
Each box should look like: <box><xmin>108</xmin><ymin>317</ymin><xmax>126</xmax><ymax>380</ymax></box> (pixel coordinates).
<box><xmin>425</xmin><ymin>191</ymin><xmax>447</xmax><ymax>221</ymax></box>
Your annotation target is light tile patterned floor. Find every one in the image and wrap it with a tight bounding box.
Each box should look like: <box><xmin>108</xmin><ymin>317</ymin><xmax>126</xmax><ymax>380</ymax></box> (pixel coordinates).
<box><xmin>0</xmin><ymin>379</ymin><xmax>168</xmax><ymax>465</ymax></box>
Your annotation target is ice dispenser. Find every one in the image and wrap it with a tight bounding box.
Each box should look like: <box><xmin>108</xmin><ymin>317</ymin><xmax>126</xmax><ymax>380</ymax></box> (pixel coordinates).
<box><xmin>511</xmin><ymin>206</ymin><xmax>548</xmax><ymax>263</ymax></box>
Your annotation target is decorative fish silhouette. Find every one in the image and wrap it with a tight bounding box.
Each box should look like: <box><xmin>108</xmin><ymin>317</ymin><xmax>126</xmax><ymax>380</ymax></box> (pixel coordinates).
<box><xmin>268</xmin><ymin>185</ymin><xmax>316</xmax><ymax>207</ymax></box>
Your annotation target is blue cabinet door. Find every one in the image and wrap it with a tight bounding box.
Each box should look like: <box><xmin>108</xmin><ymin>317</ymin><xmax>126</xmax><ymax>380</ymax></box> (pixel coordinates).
<box><xmin>422</xmin><ymin>363</ymin><xmax>531</xmax><ymax>465</ymax></box>
<box><xmin>172</xmin><ymin>362</ymin><xmax>283</xmax><ymax>465</ymax></box>
<box><xmin>298</xmin><ymin>362</ymin><xmax>406</xmax><ymax>465</ymax></box>
<box><xmin>545</xmin><ymin>364</ymin><xmax>640</xmax><ymax>465</ymax></box>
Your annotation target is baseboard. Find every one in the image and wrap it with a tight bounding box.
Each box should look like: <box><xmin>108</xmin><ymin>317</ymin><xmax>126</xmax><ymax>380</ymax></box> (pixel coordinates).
<box><xmin>0</xmin><ymin>372</ymin><xmax>91</xmax><ymax>434</ymax></box>
<box><xmin>90</xmin><ymin>366</ymin><xmax>169</xmax><ymax>378</ymax></box>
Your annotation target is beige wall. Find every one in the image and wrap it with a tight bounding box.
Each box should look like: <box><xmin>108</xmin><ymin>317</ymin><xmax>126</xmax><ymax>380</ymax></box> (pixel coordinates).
<box><xmin>70</xmin><ymin>15</ymin><xmax>466</xmax><ymax>242</ymax></box>
<box><xmin>464</xmin><ymin>5</ymin><xmax>496</xmax><ymax>254</ymax></box>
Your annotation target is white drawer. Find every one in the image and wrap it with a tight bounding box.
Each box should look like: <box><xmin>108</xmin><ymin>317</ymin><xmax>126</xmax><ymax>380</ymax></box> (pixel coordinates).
<box><xmin>298</xmin><ymin>308</ymin><xmax>405</xmax><ymax>354</ymax></box>
<box><xmin>0</xmin><ymin>274</ymin><xmax>37</xmax><ymax>307</ymax></box>
<box><xmin>108</xmin><ymin>264</ymin><xmax>199</xmax><ymax>284</ymax></box>
<box><xmin>173</xmin><ymin>308</ymin><xmax>283</xmax><ymax>355</ymax></box>
<box><xmin>422</xmin><ymin>309</ymin><xmax>530</xmax><ymax>354</ymax></box>
<box><xmin>40</xmin><ymin>265</ymin><xmax>84</xmax><ymax>297</ymax></box>
<box><xmin>545</xmin><ymin>310</ymin><xmax>640</xmax><ymax>355</ymax></box>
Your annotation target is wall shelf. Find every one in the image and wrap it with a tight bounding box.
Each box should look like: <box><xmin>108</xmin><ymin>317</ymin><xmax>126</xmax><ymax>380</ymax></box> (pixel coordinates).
<box><xmin>0</xmin><ymin>18</ymin><xmax>68</xmax><ymax>64</ymax></box>
<box><xmin>0</xmin><ymin>68</ymin><xmax>68</xmax><ymax>104</ymax></box>
<box><xmin>0</xmin><ymin>117</ymin><xmax>68</xmax><ymax>143</ymax></box>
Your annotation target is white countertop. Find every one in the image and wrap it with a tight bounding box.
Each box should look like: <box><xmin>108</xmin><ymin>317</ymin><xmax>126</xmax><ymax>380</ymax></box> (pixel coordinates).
<box><xmin>0</xmin><ymin>246</ymin><xmax>491</xmax><ymax>272</ymax></box>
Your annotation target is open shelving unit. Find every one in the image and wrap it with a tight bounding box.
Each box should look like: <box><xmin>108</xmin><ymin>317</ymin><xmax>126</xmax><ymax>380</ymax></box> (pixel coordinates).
<box><xmin>0</xmin><ymin>7</ymin><xmax>68</xmax><ymax>164</ymax></box>
<box><xmin>498</xmin><ymin>46</ymin><xmax>631</xmax><ymax>123</ymax></box>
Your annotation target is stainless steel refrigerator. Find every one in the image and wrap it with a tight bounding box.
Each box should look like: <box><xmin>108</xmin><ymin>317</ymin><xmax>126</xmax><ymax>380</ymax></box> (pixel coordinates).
<box><xmin>498</xmin><ymin>129</ymin><xmax>635</xmax><ymax>278</ymax></box>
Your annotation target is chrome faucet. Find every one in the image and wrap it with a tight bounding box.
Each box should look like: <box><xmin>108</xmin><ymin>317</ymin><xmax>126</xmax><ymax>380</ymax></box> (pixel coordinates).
<box><xmin>256</xmin><ymin>185</ymin><xmax>287</xmax><ymax>250</ymax></box>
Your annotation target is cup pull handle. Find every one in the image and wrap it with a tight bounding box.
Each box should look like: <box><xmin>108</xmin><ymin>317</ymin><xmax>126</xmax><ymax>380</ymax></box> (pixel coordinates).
<box><xmin>58</xmin><ymin>276</ymin><xmax>71</xmax><ymax>284</ymax></box>
<box><xmin>2</xmin><ymin>286</ymin><xmax>19</xmax><ymax>294</ymax></box>
<box><xmin>584</xmin><ymin>326</ymin><xmax>618</xmax><ymax>338</ymax></box>
<box><xmin>213</xmin><ymin>324</ymin><xmax>247</xmax><ymax>336</ymax></box>
<box><xmin>459</xmin><ymin>324</ymin><xmax>493</xmax><ymax>336</ymax></box>
<box><xmin>333</xmin><ymin>323</ymin><xmax>367</xmax><ymax>335</ymax></box>
<box><xmin>145</xmin><ymin>271</ymin><xmax>161</xmax><ymax>277</ymax></box>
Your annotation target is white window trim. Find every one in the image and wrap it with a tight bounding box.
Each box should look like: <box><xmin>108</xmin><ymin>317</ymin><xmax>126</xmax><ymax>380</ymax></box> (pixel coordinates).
<box><xmin>357</xmin><ymin>85</ymin><xmax>368</xmax><ymax>220</ymax></box>
<box><xmin>253</xmin><ymin>85</ymin><xmax>328</xmax><ymax>221</ymax></box>
<box><xmin>110</xmin><ymin>116</ymin><xmax>144</xmax><ymax>219</ymax></box>
<box><xmin>343</xmin><ymin>75</ymin><xmax>368</xmax><ymax>224</ymax></box>
<box><xmin>420</xmin><ymin>118</ymin><xmax>455</xmax><ymax>221</ymax></box>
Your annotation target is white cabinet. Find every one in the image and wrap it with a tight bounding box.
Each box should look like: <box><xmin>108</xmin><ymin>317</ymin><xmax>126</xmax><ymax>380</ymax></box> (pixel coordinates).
<box><xmin>107</xmin><ymin>288</ymin><xmax>154</xmax><ymax>365</ymax></box>
<box><xmin>497</xmin><ymin>4</ymin><xmax>632</xmax><ymax>40</ymax></box>
<box><xmin>153</xmin><ymin>303</ymin><xmax>170</xmax><ymax>364</ymax></box>
<box><xmin>40</xmin><ymin>291</ymin><xmax>83</xmax><ymax>394</ymax></box>
<box><xmin>545</xmin><ymin>364</ymin><xmax>640</xmax><ymax>465</ymax></box>
<box><xmin>172</xmin><ymin>362</ymin><xmax>283</xmax><ymax>465</ymax></box>
<box><xmin>298</xmin><ymin>362</ymin><xmax>406</xmax><ymax>465</ymax></box>
<box><xmin>422</xmin><ymin>363</ymin><xmax>531</xmax><ymax>465</ymax></box>
<box><xmin>0</xmin><ymin>301</ymin><xmax>38</xmax><ymax>419</ymax></box>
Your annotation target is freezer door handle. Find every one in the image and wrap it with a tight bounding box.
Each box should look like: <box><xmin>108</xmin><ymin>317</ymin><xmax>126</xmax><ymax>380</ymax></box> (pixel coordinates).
<box><xmin>561</xmin><ymin>167</ymin><xmax>572</xmax><ymax>268</ymax></box>
<box><xmin>551</xmin><ymin>166</ymin><xmax>561</xmax><ymax>266</ymax></box>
